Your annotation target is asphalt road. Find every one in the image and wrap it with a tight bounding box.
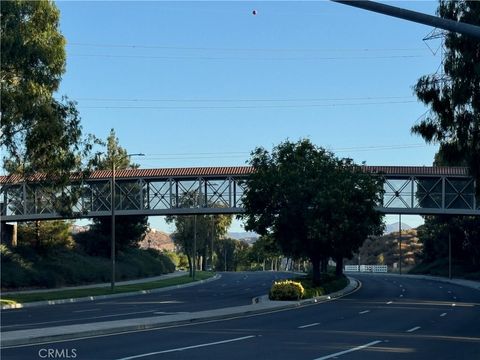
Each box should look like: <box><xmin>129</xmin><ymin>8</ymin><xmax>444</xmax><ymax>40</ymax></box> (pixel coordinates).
<box><xmin>0</xmin><ymin>271</ymin><xmax>294</xmax><ymax>332</ymax></box>
<box><xmin>2</xmin><ymin>273</ymin><xmax>480</xmax><ymax>360</ymax></box>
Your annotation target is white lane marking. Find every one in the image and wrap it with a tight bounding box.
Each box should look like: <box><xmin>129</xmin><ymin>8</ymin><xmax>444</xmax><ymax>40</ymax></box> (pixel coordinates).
<box><xmin>440</xmin><ymin>313</ymin><xmax>447</xmax><ymax>317</ymax></box>
<box><xmin>298</xmin><ymin>322</ymin><xmax>320</xmax><ymax>329</ymax></box>
<box><xmin>399</xmin><ymin>294</ymin><xmax>403</xmax><ymax>297</ymax></box>
<box><xmin>313</xmin><ymin>340</ymin><xmax>382</xmax><ymax>360</ymax></box>
<box><xmin>402</xmin><ymin>289</ymin><xmax>405</xmax><ymax>292</ymax></box>
<box><xmin>406</xmin><ymin>326</ymin><xmax>421</xmax><ymax>333</ymax></box>
<box><xmin>452</xmin><ymin>303</ymin><xmax>456</xmax><ymax>307</ymax></box>
<box><xmin>72</xmin><ymin>308</ymin><xmax>101</xmax><ymax>313</ymax></box>
<box><xmin>399</xmin><ymin>284</ymin><xmax>403</xmax><ymax>287</ymax></box>
<box><xmin>387</xmin><ymin>301</ymin><xmax>393</xmax><ymax>304</ymax></box>
<box><xmin>359</xmin><ymin>310</ymin><xmax>370</xmax><ymax>314</ymax></box>
<box><xmin>115</xmin><ymin>335</ymin><xmax>256</xmax><ymax>360</ymax></box>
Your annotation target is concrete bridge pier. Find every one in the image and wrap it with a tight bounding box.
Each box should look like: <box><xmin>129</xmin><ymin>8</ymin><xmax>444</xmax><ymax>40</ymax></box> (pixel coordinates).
<box><xmin>0</xmin><ymin>222</ymin><xmax>17</xmax><ymax>247</ymax></box>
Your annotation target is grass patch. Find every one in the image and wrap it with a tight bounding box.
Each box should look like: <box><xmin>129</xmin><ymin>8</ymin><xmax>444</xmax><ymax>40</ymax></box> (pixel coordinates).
<box><xmin>1</xmin><ymin>272</ymin><xmax>215</xmax><ymax>304</ymax></box>
<box><xmin>296</xmin><ymin>273</ymin><xmax>349</xmax><ymax>299</ymax></box>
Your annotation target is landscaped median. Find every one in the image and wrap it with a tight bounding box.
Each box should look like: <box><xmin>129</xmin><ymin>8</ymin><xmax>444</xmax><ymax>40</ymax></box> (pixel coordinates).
<box><xmin>269</xmin><ymin>273</ymin><xmax>351</xmax><ymax>301</ymax></box>
<box><xmin>1</xmin><ymin>271</ymin><xmax>215</xmax><ymax>308</ymax></box>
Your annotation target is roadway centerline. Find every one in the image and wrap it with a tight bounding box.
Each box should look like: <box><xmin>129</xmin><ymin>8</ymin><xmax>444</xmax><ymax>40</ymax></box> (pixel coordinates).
<box><xmin>298</xmin><ymin>322</ymin><xmax>320</xmax><ymax>329</ymax></box>
<box><xmin>313</xmin><ymin>340</ymin><xmax>382</xmax><ymax>360</ymax></box>
<box><xmin>406</xmin><ymin>326</ymin><xmax>421</xmax><ymax>332</ymax></box>
<box><xmin>114</xmin><ymin>335</ymin><xmax>256</xmax><ymax>360</ymax></box>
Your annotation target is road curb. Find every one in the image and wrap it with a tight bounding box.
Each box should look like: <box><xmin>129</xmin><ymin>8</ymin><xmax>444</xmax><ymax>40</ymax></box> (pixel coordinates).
<box><xmin>1</xmin><ymin>274</ymin><xmax>221</xmax><ymax>311</ymax></box>
<box><xmin>1</xmin><ymin>276</ymin><xmax>359</xmax><ymax>348</ymax></box>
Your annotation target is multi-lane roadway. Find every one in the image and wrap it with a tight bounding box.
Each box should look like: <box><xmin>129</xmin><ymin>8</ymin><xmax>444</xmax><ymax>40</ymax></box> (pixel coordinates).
<box><xmin>2</xmin><ymin>273</ymin><xmax>479</xmax><ymax>360</ymax></box>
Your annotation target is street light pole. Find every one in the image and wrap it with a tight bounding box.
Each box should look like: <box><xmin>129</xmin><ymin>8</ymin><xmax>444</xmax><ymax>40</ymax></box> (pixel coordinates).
<box><xmin>111</xmin><ymin>159</ymin><xmax>116</xmax><ymax>291</ymax></box>
<box><xmin>193</xmin><ymin>214</ymin><xmax>197</xmax><ymax>280</ymax></box>
<box><xmin>110</xmin><ymin>152</ymin><xmax>145</xmax><ymax>292</ymax></box>
<box><xmin>211</xmin><ymin>215</ymin><xmax>214</xmax><ymax>271</ymax></box>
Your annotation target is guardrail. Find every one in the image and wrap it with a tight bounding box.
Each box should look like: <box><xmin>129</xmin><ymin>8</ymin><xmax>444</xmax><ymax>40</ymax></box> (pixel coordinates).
<box><xmin>344</xmin><ymin>265</ymin><xmax>388</xmax><ymax>273</ymax></box>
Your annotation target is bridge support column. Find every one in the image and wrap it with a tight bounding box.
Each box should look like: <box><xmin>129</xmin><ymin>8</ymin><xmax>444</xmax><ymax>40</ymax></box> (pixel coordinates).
<box><xmin>0</xmin><ymin>222</ymin><xmax>17</xmax><ymax>247</ymax></box>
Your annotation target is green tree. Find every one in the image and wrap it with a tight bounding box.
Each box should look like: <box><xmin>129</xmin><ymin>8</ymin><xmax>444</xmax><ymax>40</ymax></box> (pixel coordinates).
<box><xmin>166</xmin><ymin>208</ymin><xmax>233</xmax><ymax>276</ymax></box>
<box><xmin>411</xmin><ymin>1</ymin><xmax>480</xmax><ymax>191</ymax></box>
<box><xmin>249</xmin><ymin>235</ymin><xmax>282</xmax><ymax>270</ymax></box>
<box><xmin>17</xmin><ymin>220</ymin><xmax>74</xmax><ymax>253</ymax></box>
<box><xmin>1</xmin><ymin>1</ymin><xmax>91</xmax><ymax>187</ymax></box>
<box><xmin>242</xmin><ymin>139</ymin><xmax>384</xmax><ymax>285</ymax></box>
<box><xmin>77</xmin><ymin>129</ymin><xmax>148</xmax><ymax>256</ymax></box>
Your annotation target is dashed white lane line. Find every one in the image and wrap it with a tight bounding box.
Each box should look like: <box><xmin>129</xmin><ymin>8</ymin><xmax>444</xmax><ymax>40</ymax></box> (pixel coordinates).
<box><xmin>298</xmin><ymin>322</ymin><xmax>320</xmax><ymax>329</ymax></box>
<box><xmin>440</xmin><ymin>313</ymin><xmax>447</xmax><ymax>317</ymax></box>
<box><xmin>399</xmin><ymin>294</ymin><xmax>404</xmax><ymax>297</ymax></box>
<box><xmin>313</xmin><ymin>340</ymin><xmax>382</xmax><ymax>360</ymax></box>
<box><xmin>359</xmin><ymin>310</ymin><xmax>370</xmax><ymax>314</ymax></box>
<box><xmin>115</xmin><ymin>335</ymin><xmax>256</xmax><ymax>360</ymax></box>
<box><xmin>386</xmin><ymin>301</ymin><xmax>393</xmax><ymax>304</ymax></box>
<box><xmin>406</xmin><ymin>326</ymin><xmax>421</xmax><ymax>333</ymax></box>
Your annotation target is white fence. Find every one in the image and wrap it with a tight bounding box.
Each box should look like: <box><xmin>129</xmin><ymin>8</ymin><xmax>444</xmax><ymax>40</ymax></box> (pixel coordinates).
<box><xmin>344</xmin><ymin>265</ymin><xmax>388</xmax><ymax>273</ymax></box>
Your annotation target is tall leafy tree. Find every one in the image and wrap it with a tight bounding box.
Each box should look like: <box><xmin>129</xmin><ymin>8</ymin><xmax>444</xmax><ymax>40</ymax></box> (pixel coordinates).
<box><xmin>242</xmin><ymin>139</ymin><xmax>384</xmax><ymax>284</ymax></box>
<box><xmin>411</xmin><ymin>1</ymin><xmax>480</xmax><ymax>191</ymax></box>
<box><xmin>1</xmin><ymin>1</ymin><xmax>90</xmax><ymax>183</ymax></box>
<box><xmin>411</xmin><ymin>1</ymin><xmax>480</xmax><ymax>276</ymax></box>
<box><xmin>166</xmin><ymin>193</ymin><xmax>232</xmax><ymax>276</ymax></box>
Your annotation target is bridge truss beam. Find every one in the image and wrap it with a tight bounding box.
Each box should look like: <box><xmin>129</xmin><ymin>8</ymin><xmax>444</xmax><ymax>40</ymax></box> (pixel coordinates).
<box><xmin>1</xmin><ymin>168</ymin><xmax>478</xmax><ymax>222</ymax></box>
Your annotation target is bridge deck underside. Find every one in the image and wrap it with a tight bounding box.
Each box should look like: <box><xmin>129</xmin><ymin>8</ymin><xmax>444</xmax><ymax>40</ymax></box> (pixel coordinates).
<box><xmin>1</xmin><ymin>174</ymin><xmax>478</xmax><ymax>221</ymax></box>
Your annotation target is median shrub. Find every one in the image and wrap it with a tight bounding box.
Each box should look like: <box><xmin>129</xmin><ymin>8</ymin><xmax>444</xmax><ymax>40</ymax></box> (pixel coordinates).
<box><xmin>269</xmin><ymin>280</ymin><xmax>305</xmax><ymax>300</ymax></box>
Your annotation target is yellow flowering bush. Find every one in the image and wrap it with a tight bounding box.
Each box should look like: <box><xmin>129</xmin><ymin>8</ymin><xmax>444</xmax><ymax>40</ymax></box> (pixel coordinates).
<box><xmin>269</xmin><ymin>280</ymin><xmax>305</xmax><ymax>300</ymax></box>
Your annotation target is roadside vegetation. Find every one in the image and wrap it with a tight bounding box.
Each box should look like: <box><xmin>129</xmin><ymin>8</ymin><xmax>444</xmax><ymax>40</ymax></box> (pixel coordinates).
<box><xmin>1</xmin><ymin>244</ymin><xmax>175</xmax><ymax>290</ymax></box>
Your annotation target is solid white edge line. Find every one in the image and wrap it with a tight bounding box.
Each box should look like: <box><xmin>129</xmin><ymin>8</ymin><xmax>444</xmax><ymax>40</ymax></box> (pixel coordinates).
<box><xmin>406</xmin><ymin>326</ymin><xmax>421</xmax><ymax>333</ymax></box>
<box><xmin>298</xmin><ymin>322</ymin><xmax>320</xmax><ymax>329</ymax></box>
<box><xmin>115</xmin><ymin>335</ymin><xmax>256</xmax><ymax>360</ymax></box>
<box><xmin>313</xmin><ymin>340</ymin><xmax>382</xmax><ymax>360</ymax></box>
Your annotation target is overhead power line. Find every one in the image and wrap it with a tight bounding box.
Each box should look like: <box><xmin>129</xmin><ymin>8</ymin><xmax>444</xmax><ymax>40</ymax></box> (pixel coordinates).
<box><xmin>139</xmin><ymin>144</ymin><xmax>428</xmax><ymax>160</ymax></box>
<box><xmin>79</xmin><ymin>100</ymin><xmax>417</xmax><ymax>110</ymax></box>
<box><xmin>68</xmin><ymin>42</ymin><xmax>429</xmax><ymax>53</ymax></box>
<box><xmin>76</xmin><ymin>95</ymin><xmax>415</xmax><ymax>103</ymax></box>
<box><xmin>70</xmin><ymin>53</ymin><xmax>425</xmax><ymax>61</ymax></box>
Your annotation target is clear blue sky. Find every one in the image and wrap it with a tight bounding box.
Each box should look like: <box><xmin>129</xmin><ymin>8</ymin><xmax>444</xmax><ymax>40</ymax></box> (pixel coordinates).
<box><xmin>55</xmin><ymin>1</ymin><xmax>442</xmax><ymax>232</ymax></box>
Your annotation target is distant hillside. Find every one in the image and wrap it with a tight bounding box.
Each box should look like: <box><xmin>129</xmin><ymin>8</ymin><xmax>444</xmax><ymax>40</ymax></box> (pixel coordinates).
<box><xmin>227</xmin><ymin>232</ymin><xmax>259</xmax><ymax>244</ymax></box>
<box><xmin>346</xmin><ymin>228</ymin><xmax>422</xmax><ymax>267</ymax></box>
<box><xmin>385</xmin><ymin>222</ymin><xmax>412</xmax><ymax>234</ymax></box>
<box><xmin>139</xmin><ymin>229</ymin><xmax>175</xmax><ymax>252</ymax></box>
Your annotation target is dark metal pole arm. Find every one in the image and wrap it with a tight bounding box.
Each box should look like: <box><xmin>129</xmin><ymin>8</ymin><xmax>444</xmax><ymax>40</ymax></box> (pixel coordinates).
<box><xmin>331</xmin><ymin>0</ymin><xmax>480</xmax><ymax>39</ymax></box>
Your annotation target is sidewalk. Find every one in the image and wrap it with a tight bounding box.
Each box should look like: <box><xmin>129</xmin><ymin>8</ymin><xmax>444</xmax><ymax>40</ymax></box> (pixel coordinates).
<box><xmin>1</xmin><ymin>272</ymin><xmax>218</xmax><ymax>310</ymax></box>
<box><xmin>2</xmin><ymin>271</ymin><xmax>187</xmax><ymax>295</ymax></box>
<box><xmin>0</xmin><ymin>277</ymin><xmax>360</xmax><ymax>347</ymax></box>
<box><xmin>347</xmin><ymin>272</ymin><xmax>480</xmax><ymax>291</ymax></box>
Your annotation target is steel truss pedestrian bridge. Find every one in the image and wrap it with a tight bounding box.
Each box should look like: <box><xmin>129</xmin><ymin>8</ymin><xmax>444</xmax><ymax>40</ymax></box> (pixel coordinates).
<box><xmin>0</xmin><ymin>165</ymin><xmax>478</xmax><ymax>222</ymax></box>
